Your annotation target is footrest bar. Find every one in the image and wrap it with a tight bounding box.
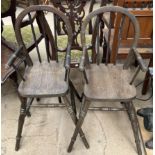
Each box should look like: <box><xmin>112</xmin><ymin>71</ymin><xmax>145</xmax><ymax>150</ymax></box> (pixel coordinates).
<box><xmin>88</xmin><ymin>107</ymin><xmax>127</xmax><ymax>111</ymax></box>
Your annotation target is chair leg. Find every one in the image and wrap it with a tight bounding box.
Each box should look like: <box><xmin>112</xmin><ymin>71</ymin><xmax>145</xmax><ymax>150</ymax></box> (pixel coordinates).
<box><xmin>142</xmin><ymin>57</ymin><xmax>152</xmax><ymax>95</ymax></box>
<box><xmin>122</xmin><ymin>102</ymin><xmax>131</xmax><ymax>121</ymax></box>
<box><xmin>69</xmin><ymin>79</ymin><xmax>83</xmax><ymax>102</ymax></box>
<box><xmin>62</xmin><ymin>96</ymin><xmax>89</xmax><ymax>152</ymax></box>
<box><xmin>67</xmin><ymin>97</ymin><xmax>90</xmax><ymax>152</ymax></box>
<box><xmin>15</xmin><ymin>97</ymin><xmax>27</xmax><ymax>151</ymax></box>
<box><xmin>142</xmin><ymin>70</ymin><xmax>150</xmax><ymax>95</ymax></box>
<box><xmin>127</xmin><ymin>102</ymin><xmax>146</xmax><ymax>155</ymax></box>
<box><xmin>25</xmin><ymin>98</ymin><xmax>34</xmax><ymax>117</ymax></box>
<box><xmin>70</xmin><ymin>87</ymin><xmax>77</xmax><ymax>115</ymax></box>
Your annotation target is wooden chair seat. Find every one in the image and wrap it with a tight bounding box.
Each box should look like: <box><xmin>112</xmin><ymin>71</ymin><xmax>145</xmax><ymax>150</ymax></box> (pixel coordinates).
<box><xmin>68</xmin><ymin>6</ymin><xmax>147</xmax><ymax>154</ymax></box>
<box><xmin>18</xmin><ymin>61</ymin><xmax>68</xmax><ymax>97</ymax></box>
<box><xmin>84</xmin><ymin>64</ymin><xmax>136</xmax><ymax>101</ymax></box>
<box><xmin>9</xmin><ymin>6</ymin><xmax>90</xmax><ymax>152</ymax></box>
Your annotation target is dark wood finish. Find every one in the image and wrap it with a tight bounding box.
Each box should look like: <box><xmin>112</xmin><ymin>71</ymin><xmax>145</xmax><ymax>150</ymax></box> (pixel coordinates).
<box><xmin>102</xmin><ymin>0</ymin><xmax>153</xmax><ymax>95</ymax></box>
<box><xmin>1</xmin><ymin>0</ymin><xmax>16</xmax><ymax>29</ymax></box>
<box><xmin>116</xmin><ymin>0</ymin><xmax>152</xmax><ymax>8</ymax></box>
<box><xmin>84</xmin><ymin>64</ymin><xmax>136</xmax><ymax>101</ymax></box>
<box><xmin>52</xmin><ymin>0</ymin><xmax>106</xmax><ymax>101</ymax></box>
<box><xmin>142</xmin><ymin>56</ymin><xmax>153</xmax><ymax>94</ymax></box>
<box><xmin>103</xmin><ymin>0</ymin><xmax>153</xmax><ymax>95</ymax></box>
<box><xmin>18</xmin><ymin>61</ymin><xmax>68</xmax><ymax>97</ymax></box>
<box><xmin>68</xmin><ymin>6</ymin><xmax>147</xmax><ymax>155</ymax></box>
<box><xmin>16</xmin><ymin>0</ymin><xmax>48</xmax><ymax>7</ymax></box>
<box><xmin>52</xmin><ymin>0</ymin><xmax>105</xmax><ymax>53</ymax></box>
<box><xmin>103</xmin><ymin>27</ymin><xmax>153</xmax><ymax>60</ymax></box>
<box><xmin>52</xmin><ymin>0</ymin><xmax>87</xmax><ymax>51</ymax></box>
<box><xmin>109</xmin><ymin>0</ymin><xmax>153</xmax><ymax>28</ymax></box>
<box><xmin>1</xmin><ymin>39</ymin><xmax>24</xmax><ymax>85</ymax></box>
<box><xmin>16</xmin><ymin>0</ymin><xmax>29</xmax><ymax>8</ymax></box>
<box><xmin>15</xmin><ymin>96</ymin><xmax>27</xmax><ymax>151</ymax></box>
<box><xmin>7</xmin><ymin>5</ymin><xmax>89</xmax><ymax>151</ymax></box>
<box><xmin>110</xmin><ymin>9</ymin><xmax>153</xmax><ymax>63</ymax></box>
<box><xmin>1</xmin><ymin>8</ymin><xmax>43</xmax><ymax>84</ymax></box>
<box><xmin>102</xmin><ymin>0</ymin><xmax>153</xmax><ymax>63</ymax></box>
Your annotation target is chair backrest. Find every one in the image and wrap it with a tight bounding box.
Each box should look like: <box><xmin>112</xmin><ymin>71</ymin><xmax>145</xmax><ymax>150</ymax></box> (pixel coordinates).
<box><xmin>80</xmin><ymin>6</ymin><xmax>140</xmax><ymax>69</ymax></box>
<box><xmin>15</xmin><ymin>5</ymin><xmax>73</xmax><ymax>67</ymax></box>
<box><xmin>110</xmin><ymin>0</ymin><xmax>153</xmax><ymax>63</ymax></box>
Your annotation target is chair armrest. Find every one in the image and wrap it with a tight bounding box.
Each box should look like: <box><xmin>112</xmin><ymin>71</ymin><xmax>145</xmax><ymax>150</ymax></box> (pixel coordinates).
<box><xmin>79</xmin><ymin>45</ymin><xmax>90</xmax><ymax>71</ymax></box>
<box><xmin>65</xmin><ymin>54</ymin><xmax>70</xmax><ymax>69</ymax></box>
<box><xmin>64</xmin><ymin>44</ymin><xmax>71</xmax><ymax>69</ymax></box>
<box><xmin>79</xmin><ymin>56</ymin><xmax>85</xmax><ymax>71</ymax></box>
<box><xmin>79</xmin><ymin>46</ymin><xmax>87</xmax><ymax>71</ymax></box>
<box><xmin>133</xmin><ymin>48</ymin><xmax>148</xmax><ymax>72</ymax></box>
<box><xmin>6</xmin><ymin>46</ymin><xmax>23</xmax><ymax>68</ymax></box>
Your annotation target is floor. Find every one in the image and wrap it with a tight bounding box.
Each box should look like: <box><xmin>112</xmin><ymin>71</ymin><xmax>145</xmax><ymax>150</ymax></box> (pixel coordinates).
<box><xmin>1</xmin><ymin>3</ymin><xmax>153</xmax><ymax>155</ymax></box>
<box><xmin>1</xmin><ymin>69</ymin><xmax>153</xmax><ymax>155</ymax></box>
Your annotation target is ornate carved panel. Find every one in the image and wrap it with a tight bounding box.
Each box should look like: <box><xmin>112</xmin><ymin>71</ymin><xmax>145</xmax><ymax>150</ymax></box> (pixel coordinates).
<box><xmin>53</xmin><ymin>0</ymin><xmax>87</xmax><ymax>49</ymax></box>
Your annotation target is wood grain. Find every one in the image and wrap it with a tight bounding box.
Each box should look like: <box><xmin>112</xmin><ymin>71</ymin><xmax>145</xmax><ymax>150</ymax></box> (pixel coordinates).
<box><xmin>18</xmin><ymin>61</ymin><xmax>68</xmax><ymax>97</ymax></box>
<box><xmin>84</xmin><ymin>64</ymin><xmax>136</xmax><ymax>101</ymax></box>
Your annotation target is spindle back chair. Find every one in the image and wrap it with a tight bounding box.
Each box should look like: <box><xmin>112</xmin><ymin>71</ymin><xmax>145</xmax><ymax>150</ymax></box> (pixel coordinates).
<box><xmin>67</xmin><ymin>6</ymin><xmax>147</xmax><ymax>155</ymax></box>
<box><xmin>6</xmin><ymin>5</ymin><xmax>89</xmax><ymax>151</ymax></box>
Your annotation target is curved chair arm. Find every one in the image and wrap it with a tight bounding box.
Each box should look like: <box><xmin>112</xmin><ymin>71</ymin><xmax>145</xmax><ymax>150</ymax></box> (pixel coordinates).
<box><xmin>79</xmin><ymin>56</ymin><xmax>85</xmax><ymax>71</ymax></box>
<box><xmin>65</xmin><ymin>44</ymin><xmax>71</xmax><ymax>69</ymax></box>
<box><xmin>133</xmin><ymin>48</ymin><xmax>148</xmax><ymax>72</ymax></box>
<box><xmin>6</xmin><ymin>45</ymin><xmax>23</xmax><ymax>68</ymax></box>
<box><xmin>5</xmin><ymin>45</ymin><xmax>26</xmax><ymax>81</ymax></box>
<box><xmin>79</xmin><ymin>46</ymin><xmax>89</xmax><ymax>84</ymax></box>
<box><xmin>79</xmin><ymin>46</ymin><xmax>87</xmax><ymax>71</ymax></box>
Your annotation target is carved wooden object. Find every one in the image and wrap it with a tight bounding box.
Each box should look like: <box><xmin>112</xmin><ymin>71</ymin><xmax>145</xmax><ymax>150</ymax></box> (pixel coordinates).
<box><xmin>68</xmin><ymin>6</ymin><xmax>147</xmax><ymax>155</ymax></box>
<box><xmin>7</xmin><ymin>5</ymin><xmax>89</xmax><ymax>151</ymax></box>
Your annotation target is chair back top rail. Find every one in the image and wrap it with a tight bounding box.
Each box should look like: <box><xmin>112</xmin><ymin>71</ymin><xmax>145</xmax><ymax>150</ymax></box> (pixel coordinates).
<box><xmin>80</xmin><ymin>6</ymin><xmax>140</xmax><ymax>70</ymax></box>
<box><xmin>15</xmin><ymin>5</ymin><xmax>73</xmax><ymax>67</ymax></box>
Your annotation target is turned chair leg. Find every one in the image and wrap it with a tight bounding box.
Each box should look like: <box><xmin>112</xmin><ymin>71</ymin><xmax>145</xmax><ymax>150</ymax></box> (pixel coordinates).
<box><xmin>127</xmin><ymin>102</ymin><xmax>146</xmax><ymax>155</ymax></box>
<box><xmin>70</xmin><ymin>87</ymin><xmax>77</xmax><ymax>115</ymax></box>
<box><xmin>69</xmin><ymin>79</ymin><xmax>83</xmax><ymax>102</ymax></box>
<box><xmin>63</xmin><ymin>96</ymin><xmax>89</xmax><ymax>152</ymax></box>
<box><xmin>122</xmin><ymin>102</ymin><xmax>131</xmax><ymax>121</ymax></box>
<box><xmin>15</xmin><ymin>97</ymin><xmax>27</xmax><ymax>151</ymax></box>
<box><xmin>67</xmin><ymin>97</ymin><xmax>90</xmax><ymax>152</ymax></box>
<box><xmin>142</xmin><ymin>57</ymin><xmax>153</xmax><ymax>95</ymax></box>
